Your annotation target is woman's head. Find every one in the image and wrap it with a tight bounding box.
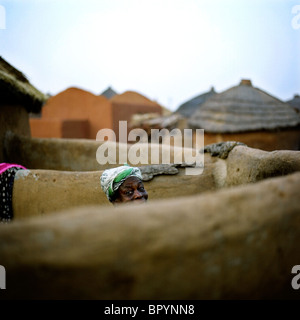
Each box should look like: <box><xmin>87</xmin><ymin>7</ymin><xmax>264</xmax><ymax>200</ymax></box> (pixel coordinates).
<box><xmin>100</xmin><ymin>165</ymin><xmax>148</xmax><ymax>205</ymax></box>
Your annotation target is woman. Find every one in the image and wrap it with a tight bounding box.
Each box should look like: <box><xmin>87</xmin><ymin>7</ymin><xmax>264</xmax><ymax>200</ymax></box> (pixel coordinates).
<box><xmin>100</xmin><ymin>165</ymin><xmax>148</xmax><ymax>205</ymax></box>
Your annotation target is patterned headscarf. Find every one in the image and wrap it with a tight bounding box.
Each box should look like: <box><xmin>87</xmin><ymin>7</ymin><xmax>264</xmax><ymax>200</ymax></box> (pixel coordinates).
<box><xmin>100</xmin><ymin>165</ymin><xmax>143</xmax><ymax>201</ymax></box>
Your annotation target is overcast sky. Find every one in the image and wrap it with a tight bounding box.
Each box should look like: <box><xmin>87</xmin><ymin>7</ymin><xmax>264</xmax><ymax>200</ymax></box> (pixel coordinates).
<box><xmin>1</xmin><ymin>0</ymin><xmax>299</xmax><ymax>111</ymax></box>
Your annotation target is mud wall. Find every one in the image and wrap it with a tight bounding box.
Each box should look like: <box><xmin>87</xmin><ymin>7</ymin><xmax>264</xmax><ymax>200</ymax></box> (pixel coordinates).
<box><xmin>1</xmin><ymin>172</ymin><xmax>300</xmax><ymax>299</ymax></box>
<box><xmin>11</xmin><ymin>146</ymin><xmax>300</xmax><ymax>219</ymax></box>
<box><xmin>203</xmin><ymin>128</ymin><xmax>300</xmax><ymax>151</ymax></box>
<box><xmin>29</xmin><ymin>118</ymin><xmax>62</xmax><ymax>138</ymax></box>
<box><xmin>4</xmin><ymin>133</ymin><xmax>200</xmax><ymax>171</ymax></box>
<box><xmin>12</xmin><ymin>154</ymin><xmax>216</xmax><ymax>219</ymax></box>
<box><xmin>4</xmin><ymin>134</ymin><xmax>103</xmax><ymax>171</ymax></box>
<box><xmin>224</xmin><ymin>146</ymin><xmax>300</xmax><ymax>186</ymax></box>
<box><xmin>30</xmin><ymin>118</ymin><xmax>90</xmax><ymax>139</ymax></box>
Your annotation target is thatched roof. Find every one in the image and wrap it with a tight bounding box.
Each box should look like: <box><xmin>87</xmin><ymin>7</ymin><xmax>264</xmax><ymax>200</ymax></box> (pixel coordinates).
<box><xmin>287</xmin><ymin>94</ymin><xmax>300</xmax><ymax>112</ymax></box>
<box><xmin>188</xmin><ymin>79</ymin><xmax>300</xmax><ymax>133</ymax></box>
<box><xmin>100</xmin><ymin>86</ymin><xmax>117</xmax><ymax>99</ymax></box>
<box><xmin>175</xmin><ymin>87</ymin><xmax>216</xmax><ymax>118</ymax></box>
<box><xmin>0</xmin><ymin>56</ymin><xmax>48</xmax><ymax>113</ymax></box>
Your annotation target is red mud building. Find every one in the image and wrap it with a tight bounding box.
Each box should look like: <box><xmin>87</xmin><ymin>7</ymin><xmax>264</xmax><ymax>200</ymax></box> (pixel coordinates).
<box><xmin>30</xmin><ymin>87</ymin><xmax>163</xmax><ymax>140</ymax></box>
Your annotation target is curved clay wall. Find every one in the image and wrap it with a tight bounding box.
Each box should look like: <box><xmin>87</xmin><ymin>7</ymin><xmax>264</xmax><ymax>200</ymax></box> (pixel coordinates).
<box><xmin>1</xmin><ymin>171</ymin><xmax>300</xmax><ymax>299</ymax></box>
<box><xmin>12</xmin><ymin>156</ymin><xmax>216</xmax><ymax>219</ymax></box>
<box><xmin>5</xmin><ymin>133</ymin><xmax>105</xmax><ymax>171</ymax></box>
<box><xmin>11</xmin><ymin>146</ymin><xmax>300</xmax><ymax>219</ymax></box>
<box><xmin>4</xmin><ymin>133</ymin><xmax>203</xmax><ymax>171</ymax></box>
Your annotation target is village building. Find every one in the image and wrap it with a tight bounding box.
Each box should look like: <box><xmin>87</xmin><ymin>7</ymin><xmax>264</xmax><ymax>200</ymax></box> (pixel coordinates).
<box><xmin>188</xmin><ymin>79</ymin><xmax>300</xmax><ymax>151</ymax></box>
<box><xmin>0</xmin><ymin>56</ymin><xmax>47</xmax><ymax>162</ymax></box>
<box><xmin>30</xmin><ymin>87</ymin><xmax>163</xmax><ymax>140</ymax></box>
<box><xmin>30</xmin><ymin>87</ymin><xmax>112</xmax><ymax>139</ymax></box>
<box><xmin>175</xmin><ymin>86</ymin><xmax>217</xmax><ymax>119</ymax></box>
<box><xmin>109</xmin><ymin>90</ymin><xmax>163</xmax><ymax>139</ymax></box>
<box><xmin>287</xmin><ymin>94</ymin><xmax>300</xmax><ymax>112</ymax></box>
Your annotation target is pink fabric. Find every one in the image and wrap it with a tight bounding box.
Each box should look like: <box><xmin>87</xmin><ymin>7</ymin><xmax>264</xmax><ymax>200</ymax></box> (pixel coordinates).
<box><xmin>0</xmin><ymin>163</ymin><xmax>27</xmax><ymax>175</ymax></box>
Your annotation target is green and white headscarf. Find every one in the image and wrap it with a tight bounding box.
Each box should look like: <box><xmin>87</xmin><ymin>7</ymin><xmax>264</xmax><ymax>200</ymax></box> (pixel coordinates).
<box><xmin>100</xmin><ymin>165</ymin><xmax>143</xmax><ymax>201</ymax></box>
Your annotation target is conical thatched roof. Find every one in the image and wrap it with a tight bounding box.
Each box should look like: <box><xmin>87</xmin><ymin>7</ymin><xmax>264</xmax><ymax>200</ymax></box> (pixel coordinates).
<box><xmin>188</xmin><ymin>79</ymin><xmax>300</xmax><ymax>133</ymax></box>
<box><xmin>100</xmin><ymin>86</ymin><xmax>117</xmax><ymax>99</ymax></box>
<box><xmin>176</xmin><ymin>87</ymin><xmax>216</xmax><ymax>118</ymax></box>
<box><xmin>0</xmin><ymin>57</ymin><xmax>48</xmax><ymax>113</ymax></box>
<box><xmin>287</xmin><ymin>94</ymin><xmax>300</xmax><ymax>112</ymax></box>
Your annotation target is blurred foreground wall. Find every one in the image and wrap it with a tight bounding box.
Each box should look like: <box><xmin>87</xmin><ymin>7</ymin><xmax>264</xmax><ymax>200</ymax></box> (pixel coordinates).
<box><xmin>0</xmin><ymin>145</ymin><xmax>300</xmax><ymax>299</ymax></box>
<box><xmin>0</xmin><ymin>172</ymin><xmax>300</xmax><ymax>299</ymax></box>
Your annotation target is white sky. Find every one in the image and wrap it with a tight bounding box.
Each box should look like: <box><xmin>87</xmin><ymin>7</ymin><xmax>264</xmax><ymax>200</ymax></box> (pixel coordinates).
<box><xmin>0</xmin><ymin>0</ymin><xmax>299</xmax><ymax>111</ymax></box>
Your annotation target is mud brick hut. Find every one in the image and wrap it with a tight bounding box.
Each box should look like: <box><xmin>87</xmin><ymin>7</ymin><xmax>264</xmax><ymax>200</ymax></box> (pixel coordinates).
<box><xmin>30</xmin><ymin>87</ymin><xmax>163</xmax><ymax>141</ymax></box>
<box><xmin>30</xmin><ymin>87</ymin><xmax>112</xmax><ymax>140</ymax></box>
<box><xmin>0</xmin><ymin>56</ymin><xmax>47</xmax><ymax>162</ymax></box>
<box><xmin>109</xmin><ymin>90</ymin><xmax>163</xmax><ymax>139</ymax></box>
<box><xmin>188</xmin><ymin>79</ymin><xmax>300</xmax><ymax>151</ymax></box>
<box><xmin>128</xmin><ymin>87</ymin><xmax>217</xmax><ymax>142</ymax></box>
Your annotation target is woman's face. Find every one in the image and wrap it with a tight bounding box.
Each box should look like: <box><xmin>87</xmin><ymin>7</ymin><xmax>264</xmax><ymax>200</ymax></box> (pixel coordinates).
<box><xmin>113</xmin><ymin>176</ymin><xmax>148</xmax><ymax>205</ymax></box>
